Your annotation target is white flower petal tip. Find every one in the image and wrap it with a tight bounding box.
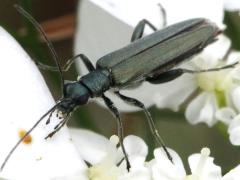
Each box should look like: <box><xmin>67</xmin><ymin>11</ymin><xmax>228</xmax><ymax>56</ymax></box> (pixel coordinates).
<box><xmin>215</xmin><ymin>108</ymin><xmax>236</xmax><ymax>124</ymax></box>
<box><xmin>228</xmin><ymin>115</ymin><xmax>240</xmax><ymax>145</ymax></box>
<box><xmin>123</xmin><ymin>135</ymin><xmax>148</xmax><ymax>158</ymax></box>
<box><xmin>229</xmin><ymin>128</ymin><xmax>240</xmax><ymax>145</ymax></box>
<box><xmin>152</xmin><ymin>147</ymin><xmax>186</xmax><ymax>178</ymax></box>
<box><xmin>232</xmin><ymin>87</ymin><xmax>240</xmax><ymax>112</ymax></box>
<box><xmin>186</xmin><ymin>92</ymin><xmax>217</xmax><ymax>127</ymax></box>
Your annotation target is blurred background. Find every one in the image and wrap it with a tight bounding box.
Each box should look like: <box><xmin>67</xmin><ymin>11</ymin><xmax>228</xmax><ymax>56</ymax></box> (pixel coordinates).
<box><xmin>0</xmin><ymin>0</ymin><xmax>240</xmax><ymax>174</ymax></box>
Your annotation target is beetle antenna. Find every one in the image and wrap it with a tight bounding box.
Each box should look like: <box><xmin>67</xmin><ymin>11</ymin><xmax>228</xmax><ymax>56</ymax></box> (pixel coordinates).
<box><xmin>0</xmin><ymin>101</ymin><xmax>62</xmax><ymax>171</ymax></box>
<box><xmin>14</xmin><ymin>4</ymin><xmax>65</xmax><ymax>93</ymax></box>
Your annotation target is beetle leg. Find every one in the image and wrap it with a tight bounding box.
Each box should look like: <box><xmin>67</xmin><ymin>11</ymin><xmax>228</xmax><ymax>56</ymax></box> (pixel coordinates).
<box><xmin>131</xmin><ymin>19</ymin><xmax>157</xmax><ymax>42</ymax></box>
<box><xmin>157</xmin><ymin>3</ymin><xmax>167</xmax><ymax>27</ymax></box>
<box><xmin>179</xmin><ymin>62</ymin><xmax>239</xmax><ymax>74</ymax></box>
<box><xmin>114</xmin><ymin>91</ymin><xmax>173</xmax><ymax>163</ymax></box>
<box><xmin>62</xmin><ymin>54</ymin><xmax>95</xmax><ymax>72</ymax></box>
<box><xmin>222</xmin><ymin>44</ymin><xmax>232</xmax><ymax>60</ymax></box>
<box><xmin>146</xmin><ymin>69</ymin><xmax>185</xmax><ymax>84</ymax></box>
<box><xmin>35</xmin><ymin>54</ymin><xmax>95</xmax><ymax>72</ymax></box>
<box><xmin>147</xmin><ymin>61</ymin><xmax>239</xmax><ymax>84</ymax></box>
<box><xmin>176</xmin><ymin>62</ymin><xmax>238</xmax><ymax>75</ymax></box>
<box><xmin>102</xmin><ymin>94</ymin><xmax>131</xmax><ymax>171</ymax></box>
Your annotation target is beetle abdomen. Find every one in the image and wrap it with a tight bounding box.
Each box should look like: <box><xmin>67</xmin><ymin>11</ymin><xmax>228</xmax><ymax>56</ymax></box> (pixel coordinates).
<box><xmin>111</xmin><ymin>20</ymin><xmax>219</xmax><ymax>87</ymax></box>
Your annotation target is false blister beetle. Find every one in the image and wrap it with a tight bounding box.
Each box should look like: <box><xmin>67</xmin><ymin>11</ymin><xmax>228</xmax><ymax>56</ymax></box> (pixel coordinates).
<box><xmin>1</xmin><ymin>4</ymin><xmax>237</xmax><ymax>171</ymax></box>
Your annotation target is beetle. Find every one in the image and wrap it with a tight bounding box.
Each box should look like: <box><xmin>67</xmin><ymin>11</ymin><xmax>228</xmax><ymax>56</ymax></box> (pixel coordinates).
<box><xmin>2</xmin><ymin>5</ymin><xmax>237</xmax><ymax>171</ymax></box>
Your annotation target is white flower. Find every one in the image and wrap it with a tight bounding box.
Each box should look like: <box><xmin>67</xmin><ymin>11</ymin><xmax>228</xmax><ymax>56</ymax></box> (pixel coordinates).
<box><xmin>216</xmin><ymin>86</ymin><xmax>240</xmax><ymax>145</ymax></box>
<box><xmin>167</xmin><ymin>36</ymin><xmax>240</xmax><ymax>126</ymax></box>
<box><xmin>0</xmin><ymin>26</ymin><xmax>88</xmax><ymax>180</ymax></box>
<box><xmin>150</xmin><ymin>147</ymin><xmax>222</xmax><ymax>180</ymax></box>
<box><xmin>74</xmin><ymin>0</ymin><xmax>240</xmax><ymax>113</ymax></box>
<box><xmin>69</xmin><ymin>128</ymin><xmax>152</xmax><ymax>180</ymax></box>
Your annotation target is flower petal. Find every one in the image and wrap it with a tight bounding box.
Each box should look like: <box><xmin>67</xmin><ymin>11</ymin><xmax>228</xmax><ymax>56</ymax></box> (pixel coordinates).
<box><xmin>229</xmin><ymin>127</ymin><xmax>240</xmax><ymax>145</ymax></box>
<box><xmin>223</xmin><ymin>164</ymin><xmax>240</xmax><ymax>180</ymax></box>
<box><xmin>123</xmin><ymin>135</ymin><xmax>148</xmax><ymax>158</ymax></box>
<box><xmin>215</xmin><ymin>108</ymin><xmax>236</xmax><ymax>125</ymax></box>
<box><xmin>232</xmin><ymin>87</ymin><xmax>240</xmax><ymax>112</ymax></box>
<box><xmin>159</xmin><ymin>0</ymin><xmax>224</xmax><ymax>26</ymax></box>
<box><xmin>228</xmin><ymin>115</ymin><xmax>240</xmax><ymax>145</ymax></box>
<box><xmin>0</xmin><ymin>27</ymin><xmax>87</xmax><ymax>180</ymax></box>
<box><xmin>224</xmin><ymin>0</ymin><xmax>240</xmax><ymax>11</ymax></box>
<box><xmin>150</xmin><ymin>147</ymin><xmax>186</xmax><ymax>180</ymax></box>
<box><xmin>186</xmin><ymin>92</ymin><xmax>217</xmax><ymax>126</ymax></box>
<box><xmin>69</xmin><ymin>128</ymin><xmax>110</xmax><ymax>164</ymax></box>
<box><xmin>154</xmin><ymin>73</ymin><xmax>197</xmax><ymax>111</ymax></box>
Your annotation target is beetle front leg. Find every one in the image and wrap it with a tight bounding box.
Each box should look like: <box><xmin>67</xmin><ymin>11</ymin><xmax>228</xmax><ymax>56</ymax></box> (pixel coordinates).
<box><xmin>102</xmin><ymin>94</ymin><xmax>131</xmax><ymax>171</ymax></box>
<box><xmin>114</xmin><ymin>91</ymin><xmax>173</xmax><ymax>162</ymax></box>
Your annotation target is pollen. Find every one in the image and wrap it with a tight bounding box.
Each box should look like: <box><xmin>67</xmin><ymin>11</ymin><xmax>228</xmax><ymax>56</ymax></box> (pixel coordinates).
<box><xmin>18</xmin><ymin>129</ymin><xmax>32</xmax><ymax>144</ymax></box>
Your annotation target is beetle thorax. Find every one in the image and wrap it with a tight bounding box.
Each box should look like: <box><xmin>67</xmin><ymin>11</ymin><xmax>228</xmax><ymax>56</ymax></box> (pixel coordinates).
<box><xmin>64</xmin><ymin>82</ymin><xmax>90</xmax><ymax>105</ymax></box>
<box><xmin>80</xmin><ymin>69</ymin><xmax>111</xmax><ymax>97</ymax></box>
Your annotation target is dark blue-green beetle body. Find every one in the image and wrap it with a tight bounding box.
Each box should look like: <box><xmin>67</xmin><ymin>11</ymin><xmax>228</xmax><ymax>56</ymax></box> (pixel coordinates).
<box><xmin>1</xmin><ymin>9</ymin><xmax>223</xmax><ymax>171</ymax></box>
<box><xmin>53</xmin><ymin>18</ymin><xmax>220</xmax><ymax>169</ymax></box>
<box><xmin>57</xmin><ymin>18</ymin><xmax>220</xmax><ymax>117</ymax></box>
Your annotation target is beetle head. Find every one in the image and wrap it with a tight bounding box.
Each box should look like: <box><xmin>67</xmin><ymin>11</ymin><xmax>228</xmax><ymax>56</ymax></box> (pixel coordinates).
<box><xmin>58</xmin><ymin>82</ymin><xmax>90</xmax><ymax>114</ymax></box>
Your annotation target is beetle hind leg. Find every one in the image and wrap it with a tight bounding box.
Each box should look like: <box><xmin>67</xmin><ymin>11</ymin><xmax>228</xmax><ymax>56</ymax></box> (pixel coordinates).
<box><xmin>102</xmin><ymin>94</ymin><xmax>131</xmax><ymax>171</ymax></box>
<box><xmin>146</xmin><ymin>61</ymin><xmax>239</xmax><ymax>85</ymax></box>
<box><xmin>115</xmin><ymin>91</ymin><xmax>173</xmax><ymax>162</ymax></box>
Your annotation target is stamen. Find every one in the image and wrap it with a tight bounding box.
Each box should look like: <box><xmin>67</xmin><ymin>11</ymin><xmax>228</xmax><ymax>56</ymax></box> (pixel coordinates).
<box><xmin>193</xmin><ymin>147</ymin><xmax>210</xmax><ymax>178</ymax></box>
